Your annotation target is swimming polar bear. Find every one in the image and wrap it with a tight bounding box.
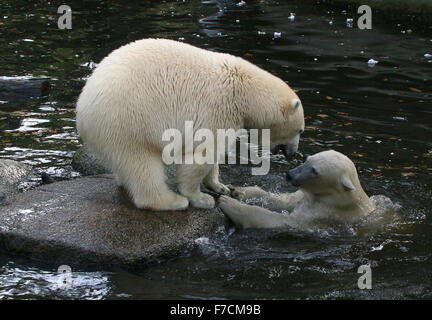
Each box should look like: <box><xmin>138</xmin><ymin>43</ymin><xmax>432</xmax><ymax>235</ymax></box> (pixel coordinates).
<box><xmin>219</xmin><ymin>150</ymin><xmax>375</xmax><ymax>229</ymax></box>
<box><xmin>76</xmin><ymin>38</ymin><xmax>305</xmax><ymax>211</ymax></box>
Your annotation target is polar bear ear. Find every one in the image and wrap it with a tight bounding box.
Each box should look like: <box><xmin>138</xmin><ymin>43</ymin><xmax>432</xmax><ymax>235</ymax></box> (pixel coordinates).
<box><xmin>281</xmin><ymin>99</ymin><xmax>302</xmax><ymax>118</ymax></box>
<box><xmin>291</xmin><ymin>99</ymin><xmax>301</xmax><ymax>113</ymax></box>
<box><xmin>341</xmin><ymin>175</ymin><xmax>356</xmax><ymax>191</ymax></box>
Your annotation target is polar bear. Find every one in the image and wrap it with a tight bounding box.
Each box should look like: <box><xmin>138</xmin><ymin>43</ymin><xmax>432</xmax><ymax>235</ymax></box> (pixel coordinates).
<box><xmin>219</xmin><ymin>150</ymin><xmax>375</xmax><ymax>229</ymax></box>
<box><xmin>76</xmin><ymin>38</ymin><xmax>304</xmax><ymax>211</ymax></box>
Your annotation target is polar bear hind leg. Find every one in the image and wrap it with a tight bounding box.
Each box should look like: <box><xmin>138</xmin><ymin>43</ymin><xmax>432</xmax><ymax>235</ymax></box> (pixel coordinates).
<box><xmin>117</xmin><ymin>150</ymin><xmax>189</xmax><ymax>211</ymax></box>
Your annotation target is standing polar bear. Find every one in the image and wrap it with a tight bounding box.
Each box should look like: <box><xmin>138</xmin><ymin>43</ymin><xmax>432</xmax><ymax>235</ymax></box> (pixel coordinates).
<box><xmin>76</xmin><ymin>39</ymin><xmax>305</xmax><ymax>211</ymax></box>
<box><xmin>219</xmin><ymin>150</ymin><xmax>375</xmax><ymax>229</ymax></box>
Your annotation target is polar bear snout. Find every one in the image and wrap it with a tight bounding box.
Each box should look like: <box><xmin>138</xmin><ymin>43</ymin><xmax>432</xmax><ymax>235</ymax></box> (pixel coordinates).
<box><xmin>272</xmin><ymin>143</ymin><xmax>298</xmax><ymax>159</ymax></box>
<box><xmin>286</xmin><ymin>169</ymin><xmax>301</xmax><ymax>187</ymax></box>
<box><xmin>286</xmin><ymin>162</ymin><xmax>314</xmax><ymax>188</ymax></box>
<box><xmin>283</xmin><ymin>143</ymin><xmax>299</xmax><ymax>158</ymax></box>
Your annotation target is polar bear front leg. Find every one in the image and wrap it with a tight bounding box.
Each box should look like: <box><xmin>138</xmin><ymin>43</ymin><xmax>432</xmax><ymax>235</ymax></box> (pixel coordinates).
<box><xmin>218</xmin><ymin>195</ymin><xmax>293</xmax><ymax>229</ymax></box>
<box><xmin>230</xmin><ymin>186</ymin><xmax>269</xmax><ymax>200</ymax></box>
<box><xmin>231</xmin><ymin>186</ymin><xmax>303</xmax><ymax>211</ymax></box>
<box><xmin>176</xmin><ymin>163</ymin><xmax>215</xmax><ymax>209</ymax></box>
<box><xmin>203</xmin><ymin>164</ymin><xmax>230</xmax><ymax>195</ymax></box>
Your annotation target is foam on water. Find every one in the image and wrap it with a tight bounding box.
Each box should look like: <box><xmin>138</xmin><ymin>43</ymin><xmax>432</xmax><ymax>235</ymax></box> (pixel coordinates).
<box><xmin>0</xmin><ymin>263</ymin><xmax>111</xmax><ymax>300</ymax></box>
<box><xmin>194</xmin><ymin>226</ymin><xmax>236</xmax><ymax>259</ymax></box>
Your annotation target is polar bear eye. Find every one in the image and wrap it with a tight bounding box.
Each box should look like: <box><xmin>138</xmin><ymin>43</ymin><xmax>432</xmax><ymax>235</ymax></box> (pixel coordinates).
<box><xmin>311</xmin><ymin>167</ymin><xmax>318</xmax><ymax>175</ymax></box>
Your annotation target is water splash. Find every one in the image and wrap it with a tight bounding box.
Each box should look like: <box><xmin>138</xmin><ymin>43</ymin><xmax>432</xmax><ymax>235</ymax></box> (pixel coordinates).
<box><xmin>0</xmin><ymin>263</ymin><xmax>111</xmax><ymax>300</ymax></box>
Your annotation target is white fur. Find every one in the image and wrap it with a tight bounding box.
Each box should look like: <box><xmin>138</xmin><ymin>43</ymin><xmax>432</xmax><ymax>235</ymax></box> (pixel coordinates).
<box><xmin>76</xmin><ymin>38</ymin><xmax>304</xmax><ymax>210</ymax></box>
<box><xmin>219</xmin><ymin>150</ymin><xmax>375</xmax><ymax>229</ymax></box>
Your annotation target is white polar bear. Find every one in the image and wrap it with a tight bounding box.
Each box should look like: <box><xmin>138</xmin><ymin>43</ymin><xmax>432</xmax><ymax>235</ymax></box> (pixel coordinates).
<box><xmin>76</xmin><ymin>38</ymin><xmax>304</xmax><ymax>211</ymax></box>
<box><xmin>219</xmin><ymin>150</ymin><xmax>375</xmax><ymax>229</ymax></box>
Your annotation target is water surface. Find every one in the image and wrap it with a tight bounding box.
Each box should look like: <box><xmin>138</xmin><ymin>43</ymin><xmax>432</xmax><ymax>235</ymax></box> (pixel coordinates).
<box><xmin>0</xmin><ymin>0</ymin><xmax>431</xmax><ymax>299</ymax></box>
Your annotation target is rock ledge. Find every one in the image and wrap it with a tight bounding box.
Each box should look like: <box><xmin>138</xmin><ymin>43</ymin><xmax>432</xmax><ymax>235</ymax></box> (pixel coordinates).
<box><xmin>0</xmin><ymin>175</ymin><xmax>226</xmax><ymax>265</ymax></box>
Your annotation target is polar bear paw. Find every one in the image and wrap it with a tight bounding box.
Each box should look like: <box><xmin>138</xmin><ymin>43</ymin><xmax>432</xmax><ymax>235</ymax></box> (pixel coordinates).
<box><xmin>187</xmin><ymin>192</ymin><xmax>215</xmax><ymax>209</ymax></box>
<box><xmin>218</xmin><ymin>195</ymin><xmax>241</xmax><ymax>209</ymax></box>
<box><xmin>218</xmin><ymin>195</ymin><xmax>245</xmax><ymax>223</ymax></box>
<box><xmin>134</xmin><ymin>192</ymin><xmax>189</xmax><ymax>211</ymax></box>
<box><xmin>206</xmin><ymin>181</ymin><xmax>231</xmax><ymax>195</ymax></box>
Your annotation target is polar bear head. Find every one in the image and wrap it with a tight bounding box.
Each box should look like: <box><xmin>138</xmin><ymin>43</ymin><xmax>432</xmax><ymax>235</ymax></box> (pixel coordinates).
<box><xmin>242</xmin><ymin>66</ymin><xmax>305</xmax><ymax>158</ymax></box>
<box><xmin>269</xmin><ymin>97</ymin><xmax>304</xmax><ymax>157</ymax></box>
<box><xmin>286</xmin><ymin>150</ymin><xmax>375</xmax><ymax>220</ymax></box>
<box><xmin>286</xmin><ymin>150</ymin><xmax>362</xmax><ymax>198</ymax></box>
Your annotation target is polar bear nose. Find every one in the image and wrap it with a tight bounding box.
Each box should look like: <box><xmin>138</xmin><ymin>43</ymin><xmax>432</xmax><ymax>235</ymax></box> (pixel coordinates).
<box><xmin>287</xmin><ymin>169</ymin><xmax>301</xmax><ymax>187</ymax></box>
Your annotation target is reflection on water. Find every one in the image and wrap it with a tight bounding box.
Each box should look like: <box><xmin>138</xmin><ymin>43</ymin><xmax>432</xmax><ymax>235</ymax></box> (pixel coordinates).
<box><xmin>0</xmin><ymin>0</ymin><xmax>431</xmax><ymax>299</ymax></box>
<box><xmin>0</xmin><ymin>259</ymin><xmax>112</xmax><ymax>299</ymax></box>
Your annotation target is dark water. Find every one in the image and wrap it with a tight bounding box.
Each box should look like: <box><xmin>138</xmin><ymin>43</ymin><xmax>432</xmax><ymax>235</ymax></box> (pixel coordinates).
<box><xmin>0</xmin><ymin>0</ymin><xmax>431</xmax><ymax>299</ymax></box>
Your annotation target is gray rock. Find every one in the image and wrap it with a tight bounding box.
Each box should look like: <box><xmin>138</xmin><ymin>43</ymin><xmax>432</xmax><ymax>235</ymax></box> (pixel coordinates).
<box><xmin>71</xmin><ymin>146</ymin><xmax>110</xmax><ymax>175</ymax></box>
<box><xmin>0</xmin><ymin>159</ymin><xmax>32</xmax><ymax>206</ymax></box>
<box><xmin>0</xmin><ymin>175</ymin><xmax>227</xmax><ymax>265</ymax></box>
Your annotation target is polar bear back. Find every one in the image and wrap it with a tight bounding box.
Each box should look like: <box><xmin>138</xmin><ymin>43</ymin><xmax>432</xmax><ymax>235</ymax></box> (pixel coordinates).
<box><xmin>76</xmin><ymin>39</ymin><xmax>247</xmax><ymax>152</ymax></box>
